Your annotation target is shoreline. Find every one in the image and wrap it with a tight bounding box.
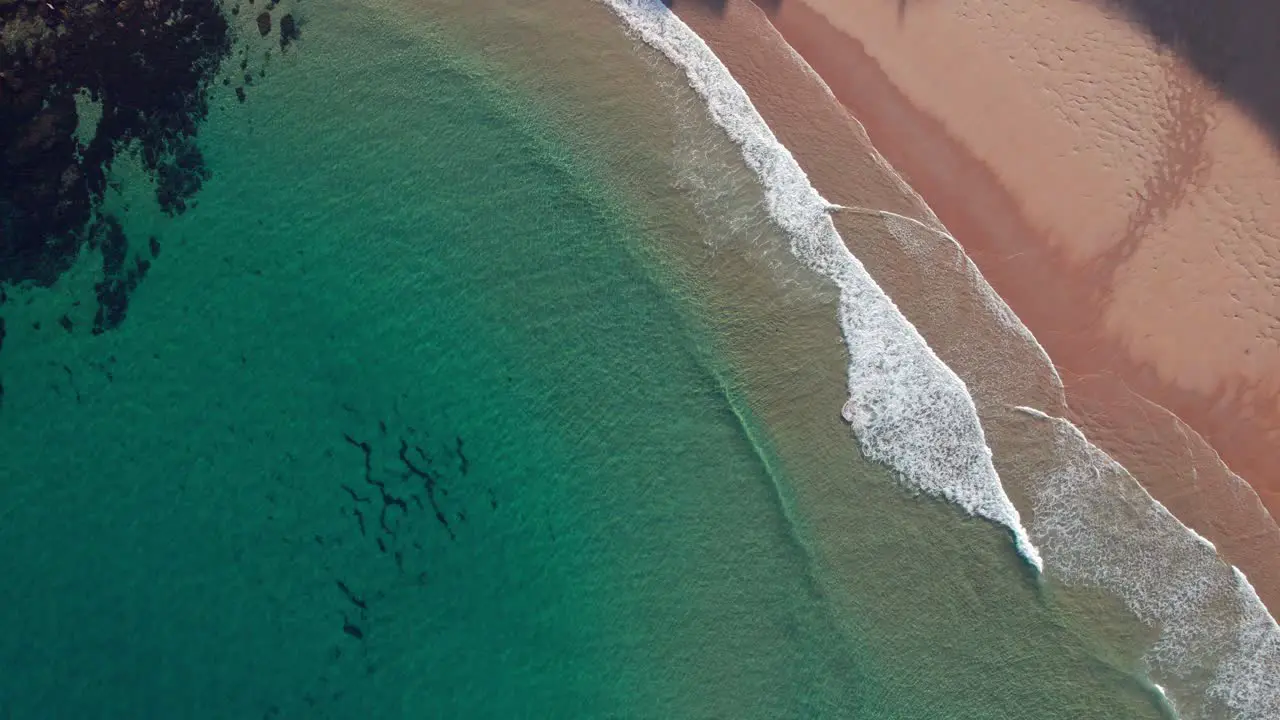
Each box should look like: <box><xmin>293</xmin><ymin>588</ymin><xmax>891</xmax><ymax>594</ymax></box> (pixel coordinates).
<box><xmin>653</xmin><ymin>0</ymin><xmax>1279</xmax><ymax>711</ymax></box>
<box><xmin>666</xmin><ymin>0</ymin><xmax>1280</xmax><ymax>617</ymax></box>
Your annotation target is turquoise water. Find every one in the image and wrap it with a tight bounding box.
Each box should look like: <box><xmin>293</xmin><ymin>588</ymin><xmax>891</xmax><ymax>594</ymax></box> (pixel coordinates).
<box><xmin>0</xmin><ymin>5</ymin><xmax>862</xmax><ymax>716</ymax></box>
<box><xmin>0</xmin><ymin>1</ymin><xmax>1174</xmax><ymax>717</ymax></box>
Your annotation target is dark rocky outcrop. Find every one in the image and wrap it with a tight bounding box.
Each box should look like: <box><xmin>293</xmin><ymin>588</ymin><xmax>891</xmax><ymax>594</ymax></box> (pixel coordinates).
<box><xmin>87</xmin><ymin>215</ymin><xmax>152</xmax><ymax>334</ymax></box>
<box><xmin>154</xmin><ymin>140</ymin><xmax>211</xmax><ymax>216</ymax></box>
<box><xmin>279</xmin><ymin>13</ymin><xmax>299</xmax><ymax>51</ymax></box>
<box><xmin>1</xmin><ymin>0</ymin><xmax>232</xmax><ymax>288</ymax></box>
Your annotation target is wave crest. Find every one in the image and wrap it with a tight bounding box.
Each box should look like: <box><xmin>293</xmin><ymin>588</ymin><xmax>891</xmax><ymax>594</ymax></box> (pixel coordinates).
<box><xmin>598</xmin><ymin>1</ymin><xmax>1280</xmax><ymax>717</ymax></box>
<box><xmin>598</xmin><ymin>0</ymin><xmax>1041</xmax><ymax>570</ymax></box>
<box><xmin>1019</xmin><ymin>407</ymin><xmax>1279</xmax><ymax>719</ymax></box>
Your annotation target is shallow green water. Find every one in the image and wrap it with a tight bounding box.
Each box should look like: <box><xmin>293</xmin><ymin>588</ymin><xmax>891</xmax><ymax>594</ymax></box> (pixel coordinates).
<box><xmin>0</xmin><ymin>1</ymin><xmax>1171</xmax><ymax>718</ymax></box>
<box><xmin>0</xmin><ymin>5</ymin><xmax>858</xmax><ymax>716</ymax></box>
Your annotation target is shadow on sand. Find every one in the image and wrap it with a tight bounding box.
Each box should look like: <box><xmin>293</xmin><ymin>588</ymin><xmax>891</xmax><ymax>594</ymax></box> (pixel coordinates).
<box><xmin>890</xmin><ymin>0</ymin><xmax>1280</xmax><ymax>154</ymax></box>
<box><xmin>663</xmin><ymin>0</ymin><xmax>1280</xmax><ymax>154</ymax></box>
<box><xmin>1099</xmin><ymin>0</ymin><xmax>1280</xmax><ymax>148</ymax></box>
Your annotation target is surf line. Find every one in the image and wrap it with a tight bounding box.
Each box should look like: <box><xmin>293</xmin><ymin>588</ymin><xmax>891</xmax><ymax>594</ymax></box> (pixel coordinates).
<box><xmin>1015</xmin><ymin>405</ymin><xmax>1280</xmax><ymax>719</ymax></box>
<box><xmin>598</xmin><ymin>0</ymin><xmax>1042</xmax><ymax>572</ymax></box>
<box><xmin>598</xmin><ymin>1</ymin><xmax>1280</xmax><ymax>715</ymax></box>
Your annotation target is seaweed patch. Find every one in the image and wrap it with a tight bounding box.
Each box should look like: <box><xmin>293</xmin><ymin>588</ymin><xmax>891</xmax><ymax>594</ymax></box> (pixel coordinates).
<box><xmin>0</xmin><ymin>0</ymin><xmax>305</xmax><ymax>350</ymax></box>
<box><xmin>0</xmin><ymin>0</ymin><xmax>232</xmax><ymax>288</ymax></box>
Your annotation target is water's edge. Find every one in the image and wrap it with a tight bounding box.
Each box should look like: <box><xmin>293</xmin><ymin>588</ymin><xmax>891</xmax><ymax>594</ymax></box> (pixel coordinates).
<box><xmin>598</xmin><ymin>0</ymin><xmax>1043</xmax><ymax>572</ymax></box>
<box><xmin>595</xmin><ymin>1</ymin><xmax>1280</xmax><ymax>718</ymax></box>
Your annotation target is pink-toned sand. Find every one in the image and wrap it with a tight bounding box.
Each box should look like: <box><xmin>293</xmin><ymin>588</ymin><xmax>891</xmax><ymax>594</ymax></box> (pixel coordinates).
<box><xmin>668</xmin><ymin>0</ymin><xmax>1280</xmax><ymax>613</ymax></box>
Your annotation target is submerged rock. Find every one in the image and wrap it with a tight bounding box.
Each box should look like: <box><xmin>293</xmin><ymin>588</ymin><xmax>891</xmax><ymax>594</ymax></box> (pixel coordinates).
<box><xmin>0</xmin><ymin>0</ymin><xmax>230</xmax><ymax>288</ymax></box>
<box><xmin>280</xmin><ymin>13</ymin><xmax>299</xmax><ymax>51</ymax></box>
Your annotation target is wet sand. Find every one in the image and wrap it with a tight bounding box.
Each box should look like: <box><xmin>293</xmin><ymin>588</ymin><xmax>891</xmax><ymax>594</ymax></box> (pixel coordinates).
<box><xmin>667</xmin><ymin>0</ymin><xmax>1280</xmax><ymax>615</ymax></box>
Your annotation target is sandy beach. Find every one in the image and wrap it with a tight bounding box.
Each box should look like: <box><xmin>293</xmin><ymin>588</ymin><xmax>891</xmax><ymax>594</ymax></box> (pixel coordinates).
<box><xmin>666</xmin><ymin>0</ymin><xmax>1280</xmax><ymax>615</ymax></box>
<box><xmin>2</xmin><ymin>0</ymin><xmax>1274</xmax><ymax>715</ymax></box>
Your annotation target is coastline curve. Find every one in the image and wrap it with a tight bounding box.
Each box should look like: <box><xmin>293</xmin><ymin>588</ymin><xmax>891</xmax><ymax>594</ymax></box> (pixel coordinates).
<box><xmin>598</xmin><ymin>0</ymin><xmax>1043</xmax><ymax>571</ymax></box>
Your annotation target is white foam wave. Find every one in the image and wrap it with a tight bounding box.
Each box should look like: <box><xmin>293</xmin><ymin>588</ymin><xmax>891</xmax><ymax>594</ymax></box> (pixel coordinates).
<box><xmin>1016</xmin><ymin>407</ymin><xmax>1280</xmax><ymax>719</ymax></box>
<box><xmin>875</xmin><ymin>213</ymin><xmax>1277</xmax><ymax>715</ymax></box>
<box><xmin>598</xmin><ymin>0</ymin><xmax>1041</xmax><ymax>571</ymax></box>
<box><xmin>1154</xmin><ymin>683</ymin><xmax>1177</xmax><ymax>712</ymax></box>
<box><xmin>600</xmin><ymin>2</ymin><xmax>1280</xmax><ymax>716</ymax></box>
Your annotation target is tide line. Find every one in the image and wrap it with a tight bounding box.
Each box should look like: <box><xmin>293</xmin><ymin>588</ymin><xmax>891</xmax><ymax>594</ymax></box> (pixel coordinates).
<box><xmin>598</xmin><ymin>0</ymin><xmax>1042</xmax><ymax>571</ymax></box>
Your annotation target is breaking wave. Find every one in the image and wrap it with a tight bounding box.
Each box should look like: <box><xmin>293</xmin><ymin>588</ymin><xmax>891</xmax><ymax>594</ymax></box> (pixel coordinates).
<box><xmin>598</xmin><ymin>1</ymin><xmax>1280</xmax><ymax>717</ymax></box>
<box><xmin>597</xmin><ymin>0</ymin><xmax>1041</xmax><ymax>570</ymax></box>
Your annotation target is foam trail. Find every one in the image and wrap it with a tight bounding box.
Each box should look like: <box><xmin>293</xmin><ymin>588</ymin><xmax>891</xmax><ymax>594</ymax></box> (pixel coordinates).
<box><xmin>1016</xmin><ymin>407</ymin><xmax>1280</xmax><ymax>719</ymax></box>
<box><xmin>600</xmin><ymin>2</ymin><xmax>1280</xmax><ymax>716</ymax></box>
<box><xmin>598</xmin><ymin>0</ymin><xmax>1042</xmax><ymax>572</ymax></box>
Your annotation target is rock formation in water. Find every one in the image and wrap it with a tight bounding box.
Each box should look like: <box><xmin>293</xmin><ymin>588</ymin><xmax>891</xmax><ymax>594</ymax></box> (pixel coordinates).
<box><xmin>1</xmin><ymin>0</ymin><xmax>231</xmax><ymax>286</ymax></box>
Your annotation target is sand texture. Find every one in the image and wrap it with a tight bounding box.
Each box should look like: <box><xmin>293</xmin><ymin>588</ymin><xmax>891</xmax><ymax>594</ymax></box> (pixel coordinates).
<box><xmin>665</xmin><ymin>0</ymin><xmax>1280</xmax><ymax>615</ymax></box>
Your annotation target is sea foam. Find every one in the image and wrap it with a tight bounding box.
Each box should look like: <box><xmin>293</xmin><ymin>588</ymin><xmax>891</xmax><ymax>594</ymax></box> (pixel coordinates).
<box><xmin>597</xmin><ymin>0</ymin><xmax>1041</xmax><ymax>571</ymax></box>
<box><xmin>1017</xmin><ymin>407</ymin><xmax>1279</xmax><ymax>719</ymax></box>
<box><xmin>598</xmin><ymin>1</ymin><xmax>1280</xmax><ymax>717</ymax></box>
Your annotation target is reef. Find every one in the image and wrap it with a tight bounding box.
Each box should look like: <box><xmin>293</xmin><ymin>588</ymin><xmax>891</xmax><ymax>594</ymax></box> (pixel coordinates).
<box><xmin>89</xmin><ymin>215</ymin><xmax>152</xmax><ymax>334</ymax></box>
<box><xmin>274</xmin><ymin>408</ymin><xmax>499</xmax><ymax>696</ymax></box>
<box><xmin>1</xmin><ymin>0</ymin><xmax>232</xmax><ymax>287</ymax></box>
<box><xmin>279</xmin><ymin>13</ymin><xmax>298</xmax><ymax>50</ymax></box>
<box><xmin>2</xmin><ymin>0</ymin><xmax>306</xmax><ymax>366</ymax></box>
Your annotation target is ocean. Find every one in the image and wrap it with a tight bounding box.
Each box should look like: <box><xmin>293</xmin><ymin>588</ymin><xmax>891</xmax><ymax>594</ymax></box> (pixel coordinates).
<box><xmin>0</xmin><ymin>0</ymin><xmax>1271</xmax><ymax>717</ymax></box>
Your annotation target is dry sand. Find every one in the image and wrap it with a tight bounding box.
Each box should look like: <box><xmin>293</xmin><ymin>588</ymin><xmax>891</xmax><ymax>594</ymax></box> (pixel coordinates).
<box><xmin>666</xmin><ymin>0</ymin><xmax>1280</xmax><ymax>614</ymax></box>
